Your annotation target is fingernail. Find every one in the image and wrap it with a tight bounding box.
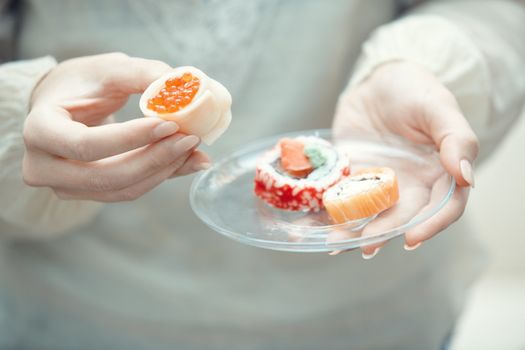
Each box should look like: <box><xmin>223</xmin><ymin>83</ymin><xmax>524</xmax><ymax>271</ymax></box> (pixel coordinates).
<box><xmin>362</xmin><ymin>247</ymin><xmax>380</xmax><ymax>260</ymax></box>
<box><xmin>193</xmin><ymin>162</ymin><xmax>211</xmax><ymax>172</ymax></box>
<box><xmin>404</xmin><ymin>242</ymin><xmax>422</xmax><ymax>251</ymax></box>
<box><xmin>460</xmin><ymin>159</ymin><xmax>475</xmax><ymax>188</ymax></box>
<box><xmin>153</xmin><ymin>121</ymin><xmax>179</xmax><ymax>139</ymax></box>
<box><xmin>329</xmin><ymin>250</ymin><xmax>342</xmax><ymax>256</ymax></box>
<box><xmin>176</xmin><ymin>135</ymin><xmax>200</xmax><ymax>152</ymax></box>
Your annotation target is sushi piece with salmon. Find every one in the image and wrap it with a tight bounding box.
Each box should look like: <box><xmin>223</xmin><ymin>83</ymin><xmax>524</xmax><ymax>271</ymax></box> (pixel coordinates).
<box><xmin>322</xmin><ymin>167</ymin><xmax>399</xmax><ymax>223</ymax></box>
<box><xmin>254</xmin><ymin>136</ymin><xmax>350</xmax><ymax>212</ymax></box>
<box><xmin>140</xmin><ymin>66</ymin><xmax>232</xmax><ymax>145</ymax></box>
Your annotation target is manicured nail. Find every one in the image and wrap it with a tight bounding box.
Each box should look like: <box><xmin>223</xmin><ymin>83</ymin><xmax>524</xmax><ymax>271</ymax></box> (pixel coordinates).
<box><xmin>329</xmin><ymin>250</ymin><xmax>342</xmax><ymax>256</ymax></box>
<box><xmin>460</xmin><ymin>159</ymin><xmax>475</xmax><ymax>188</ymax></box>
<box><xmin>153</xmin><ymin>121</ymin><xmax>179</xmax><ymax>139</ymax></box>
<box><xmin>404</xmin><ymin>242</ymin><xmax>422</xmax><ymax>251</ymax></box>
<box><xmin>362</xmin><ymin>247</ymin><xmax>380</xmax><ymax>260</ymax></box>
<box><xmin>176</xmin><ymin>135</ymin><xmax>200</xmax><ymax>152</ymax></box>
<box><xmin>193</xmin><ymin>162</ymin><xmax>211</xmax><ymax>172</ymax></box>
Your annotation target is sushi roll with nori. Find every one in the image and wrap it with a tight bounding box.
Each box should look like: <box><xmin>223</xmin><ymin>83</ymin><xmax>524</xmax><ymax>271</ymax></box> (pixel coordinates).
<box><xmin>254</xmin><ymin>136</ymin><xmax>350</xmax><ymax>212</ymax></box>
<box><xmin>323</xmin><ymin>167</ymin><xmax>399</xmax><ymax>222</ymax></box>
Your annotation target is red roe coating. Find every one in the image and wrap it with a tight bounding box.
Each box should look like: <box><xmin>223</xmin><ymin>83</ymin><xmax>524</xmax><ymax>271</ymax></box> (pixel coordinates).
<box><xmin>147</xmin><ymin>72</ymin><xmax>200</xmax><ymax>113</ymax></box>
<box><xmin>254</xmin><ymin>166</ymin><xmax>350</xmax><ymax>211</ymax></box>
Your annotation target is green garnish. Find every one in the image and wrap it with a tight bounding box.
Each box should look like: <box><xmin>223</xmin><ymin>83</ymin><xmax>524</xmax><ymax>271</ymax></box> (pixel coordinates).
<box><xmin>304</xmin><ymin>145</ymin><xmax>326</xmax><ymax>169</ymax></box>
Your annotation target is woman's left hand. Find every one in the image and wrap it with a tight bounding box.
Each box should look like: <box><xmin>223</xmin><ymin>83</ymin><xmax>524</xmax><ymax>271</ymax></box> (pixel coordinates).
<box><xmin>331</xmin><ymin>61</ymin><xmax>479</xmax><ymax>257</ymax></box>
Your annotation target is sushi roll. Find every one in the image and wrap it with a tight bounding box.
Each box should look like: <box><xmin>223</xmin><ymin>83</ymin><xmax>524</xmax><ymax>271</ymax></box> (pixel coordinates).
<box><xmin>140</xmin><ymin>66</ymin><xmax>232</xmax><ymax>145</ymax></box>
<box><xmin>254</xmin><ymin>136</ymin><xmax>350</xmax><ymax>212</ymax></box>
<box><xmin>323</xmin><ymin>167</ymin><xmax>399</xmax><ymax>223</ymax></box>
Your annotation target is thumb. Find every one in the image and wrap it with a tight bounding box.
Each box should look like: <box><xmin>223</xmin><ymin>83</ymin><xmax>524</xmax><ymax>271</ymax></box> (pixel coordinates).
<box><xmin>427</xmin><ymin>103</ymin><xmax>479</xmax><ymax>188</ymax></box>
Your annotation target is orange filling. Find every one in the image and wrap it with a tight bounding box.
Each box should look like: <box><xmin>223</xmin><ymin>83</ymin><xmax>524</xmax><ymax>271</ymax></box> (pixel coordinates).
<box><xmin>147</xmin><ymin>72</ymin><xmax>200</xmax><ymax>113</ymax></box>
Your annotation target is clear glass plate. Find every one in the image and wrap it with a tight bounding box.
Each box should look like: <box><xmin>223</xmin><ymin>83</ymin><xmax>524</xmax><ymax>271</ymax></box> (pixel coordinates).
<box><xmin>190</xmin><ymin>129</ymin><xmax>455</xmax><ymax>252</ymax></box>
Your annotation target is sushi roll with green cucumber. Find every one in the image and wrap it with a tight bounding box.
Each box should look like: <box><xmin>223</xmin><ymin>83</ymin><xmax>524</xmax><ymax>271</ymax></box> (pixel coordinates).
<box><xmin>254</xmin><ymin>136</ymin><xmax>350</xmax><ymax>211</ymax></box>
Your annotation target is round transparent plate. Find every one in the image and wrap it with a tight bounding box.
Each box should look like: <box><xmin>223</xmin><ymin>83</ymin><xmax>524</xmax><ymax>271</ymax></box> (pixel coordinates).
<box><xmin>190</xmin><ymin>129</ymin><xmax>455</xmax><ymax>252</ymax></box>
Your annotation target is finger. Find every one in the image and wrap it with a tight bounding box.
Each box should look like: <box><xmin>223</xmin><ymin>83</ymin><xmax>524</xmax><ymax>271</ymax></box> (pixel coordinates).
<box><xmin>98</xmin><ymin>53</ymin><xmax>172</xmax><ymax>94</ymax></box>
<box><xmin>31</xmin><ymin>53</ymin><xmax>172</xmax><ymax>109</ymax></box>
<box><xmin>26</xmin><ymin>134</ymin><xmax>200</xmax><ymax>191</ymax></box>
<box><xmin>169</xmin><ymin>150</ymin><xmax>211</xmax><ymax>178</ymax></box>
<box><xmin>55</xmin><ymin>150</ymin><xmax>193</xmax><ymax>202</ymax></box>
<box><xmin>404</xmin><ymin>175</ymin><xmax>469</xmax><ymax>247</ymax></box>
<box><xmin>326</xmin><ymin>229</ymin><xmax>362</xmax><ymax>256</ymax></box>
<box><xmin>440</xmin><ymin>132</ymin><xmax>478</xmax><ymax>187</ymax></box>
<box><xmin>358</xmin><ymin>184</ymin><xmax>429</xmax><ymax>258</ymax></box>
<box><xmin>424</xmin><ymin>100</ymin><xmax>479</xmax><ymax>187</ymax></box>
<box><xmin>25</xmin><ymin>107</ymin><xmax>180</xmax><ymax>161</ymax></box>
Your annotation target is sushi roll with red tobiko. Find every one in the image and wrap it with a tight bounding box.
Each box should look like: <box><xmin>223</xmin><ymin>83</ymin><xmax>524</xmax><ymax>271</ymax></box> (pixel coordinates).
<box><xmin>254</xmin><ymin>136</ymin><xmax>350</xmax><ymax>212</ymax></box>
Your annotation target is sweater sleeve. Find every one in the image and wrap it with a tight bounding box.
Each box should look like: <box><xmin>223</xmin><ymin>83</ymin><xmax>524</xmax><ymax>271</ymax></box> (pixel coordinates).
<box><xmin>0</xmin><ymin>57</ymin><xmax>103</xmax><ymax>239</ymax></box>
<box><xmin>348</xmin><ymin>0</ymin><xmax>525</xmax><ymax>162</ymax></box>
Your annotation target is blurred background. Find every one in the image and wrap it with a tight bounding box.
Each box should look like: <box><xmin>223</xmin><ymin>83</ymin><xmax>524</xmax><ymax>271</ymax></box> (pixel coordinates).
<box><xmin>450</xmin><ymin>110</ymin><xmax>525</xmax><ymax>350</ymax></box>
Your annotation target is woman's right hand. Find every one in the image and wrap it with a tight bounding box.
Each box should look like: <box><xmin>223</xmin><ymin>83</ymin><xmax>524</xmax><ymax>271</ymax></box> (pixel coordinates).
<box><xmin>22</xmin><ymin>53</ymin><xmax>210</xmax><ymax>202</ymax></box>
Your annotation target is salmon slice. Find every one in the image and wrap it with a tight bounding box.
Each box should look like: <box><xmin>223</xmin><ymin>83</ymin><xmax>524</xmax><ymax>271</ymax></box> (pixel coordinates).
<box><xmin>322</xmin><ymin>167</ymin><xmax>399</xmax><ymax>223</ymax></box>
<box><xmin>280</xmin><ymin>138</ymin><xmax>313</xmax><ymax>178</ymax></box>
